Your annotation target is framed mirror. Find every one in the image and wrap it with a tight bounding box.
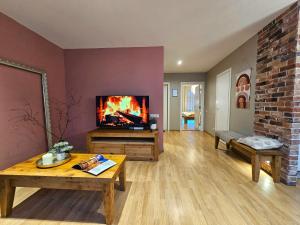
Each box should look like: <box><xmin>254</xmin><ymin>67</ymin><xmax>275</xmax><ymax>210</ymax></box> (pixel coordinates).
<box><xmin>0</xmin><ymin>58</ymin><xmax>52</xmax><ymax>149</ymax></box>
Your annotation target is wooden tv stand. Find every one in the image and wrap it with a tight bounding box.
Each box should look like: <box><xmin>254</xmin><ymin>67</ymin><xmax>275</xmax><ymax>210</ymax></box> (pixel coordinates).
<box><xmin>87</xmin><ymin>129</ymin><xmax>159</xmax><ymax>161</ymax></box>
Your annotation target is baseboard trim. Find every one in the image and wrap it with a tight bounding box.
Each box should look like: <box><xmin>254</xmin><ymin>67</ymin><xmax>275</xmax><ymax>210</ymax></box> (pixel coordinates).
<box><xmin>204</xmin><ymin>131</ymin><xmax>214</xmax><ymax>137</ymax></box>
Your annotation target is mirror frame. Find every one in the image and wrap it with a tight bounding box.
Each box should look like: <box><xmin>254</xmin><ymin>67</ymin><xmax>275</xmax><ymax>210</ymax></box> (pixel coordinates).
<box><xmin>0</xmin><ymin>57</ymin><xmax>52</xmax><ymax>148</ymax></box>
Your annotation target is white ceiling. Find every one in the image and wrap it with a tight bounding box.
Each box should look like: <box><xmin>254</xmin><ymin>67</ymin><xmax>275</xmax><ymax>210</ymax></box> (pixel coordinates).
<box><xmin>0</xmin><ymin>0</ymin><xmax>296</xmax><ymax>73</ymax></box>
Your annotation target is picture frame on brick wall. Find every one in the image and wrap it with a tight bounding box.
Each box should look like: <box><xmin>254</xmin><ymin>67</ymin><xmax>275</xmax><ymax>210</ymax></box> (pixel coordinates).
<box><xmin>235</xmin><ymin>68</ymin><xmax>251</xmax><ymax>109</ymax></box>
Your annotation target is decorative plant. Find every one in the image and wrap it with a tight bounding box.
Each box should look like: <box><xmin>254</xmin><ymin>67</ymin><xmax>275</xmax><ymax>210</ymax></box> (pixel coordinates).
<box><xmin>10</xmin><ymin>93</ymin><xmax>81</xmax><ymax>145</ymax></box>
<box><xmin>49</xmin><ymin>94</ymin><xmax>82</xmax><ymax>141</ymax></box>
<box><xmin>49</xmin><ymin>141</ymin><xmax>73</xmax><ymax>154</ymax></box>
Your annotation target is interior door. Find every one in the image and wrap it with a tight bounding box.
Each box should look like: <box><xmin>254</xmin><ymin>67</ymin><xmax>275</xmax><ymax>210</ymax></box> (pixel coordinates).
<box><xmin>163</xmin><ymin>84</ymin><xmax>169</xmax><ymax>130</ymax></box>
<box><xmin>215</xmin><ymin>70</ymin><xmax>231</xmax><ymax>131</ymax></box>
<box><xmin>194</xmin><ymin>84</ymin><xmax>200</xmax><ymax>130</ymax></box>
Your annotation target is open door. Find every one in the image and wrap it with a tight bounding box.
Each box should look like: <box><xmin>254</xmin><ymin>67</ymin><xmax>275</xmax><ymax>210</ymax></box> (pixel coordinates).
<box><xmin>180</xmin><ymin>82</ymin><xmax>204</xmax><ymax>131</ymax></box>
<box><xmin>194</xmin><ymin>84</ymin><xmax>200</xmax><ymax>130</ymax></box>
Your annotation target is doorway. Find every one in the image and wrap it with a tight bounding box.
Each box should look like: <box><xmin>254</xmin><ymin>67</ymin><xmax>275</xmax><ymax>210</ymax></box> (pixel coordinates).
<box><xmin>180</xmin><ymin>82</ymin><xmax>204</xmax><ymax>131</ymax></box>
<box><xmin>215</xmin><ymin>69</ymin><xmax>231</xmax><ymax>131</ymax></box>
<box><xmin>163</xmin><ymin>82</ymin><xmax>170</xmax><ymax>131</ymax></box>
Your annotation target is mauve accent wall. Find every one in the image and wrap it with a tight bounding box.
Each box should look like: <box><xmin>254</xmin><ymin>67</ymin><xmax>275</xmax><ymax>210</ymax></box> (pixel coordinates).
<box><xmin>0</xmin><ymin>13</ymin><xmax>66</xmax><ymax>169</ymax></box>
<box><xmin>64</xmin><ymin>47</ymin><xmax>164</xmax><ymax>151</ymax></box>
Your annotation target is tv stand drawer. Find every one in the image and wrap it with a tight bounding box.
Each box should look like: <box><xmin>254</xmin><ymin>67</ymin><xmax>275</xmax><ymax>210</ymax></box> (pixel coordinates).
<box><xmin>91</xmin><ymin>143</ymin><xmax>125</xmax><ymax>154</ymax></box>
<box><xmin>125</xmin><ymin>145</ymin><xmax>154</xmax><ymax>160</ymax></box>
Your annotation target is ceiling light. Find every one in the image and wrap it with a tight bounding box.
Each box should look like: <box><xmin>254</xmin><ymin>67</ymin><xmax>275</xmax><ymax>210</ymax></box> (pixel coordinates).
<box><xmin>177</xmin><ymin>60</ymin><xmax>183</xmax><ymax>66</ymax></box>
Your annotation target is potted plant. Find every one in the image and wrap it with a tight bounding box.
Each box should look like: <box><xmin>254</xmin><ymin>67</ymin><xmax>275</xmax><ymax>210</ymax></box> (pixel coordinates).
<box><xmin>149</xmin><ymin>117</ymin><xmax>157</xmax><ymax>130</ymax></box>
<box><xmin>49</xmin><ymin>141</ymin><xmax>73</xmax><ymax>161</ymax></box>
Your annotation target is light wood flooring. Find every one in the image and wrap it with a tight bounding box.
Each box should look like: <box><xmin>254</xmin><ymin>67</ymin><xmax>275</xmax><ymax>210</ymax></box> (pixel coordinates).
<box><xmin>1</xmin><ymin>131</ymin><xmax>300</xmax><ymax>225</ymax></box>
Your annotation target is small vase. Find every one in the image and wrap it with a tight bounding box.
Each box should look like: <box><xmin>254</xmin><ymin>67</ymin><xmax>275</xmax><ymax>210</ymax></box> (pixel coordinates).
<box><xmin>56</xmin><ymin>152</ymin><xmax>66</xmax><ymax>161</ymax></box>
<box><xmin>150</xmin><ymin>124</ymin><xmax>157</xmax><ymax>130</ymax></box>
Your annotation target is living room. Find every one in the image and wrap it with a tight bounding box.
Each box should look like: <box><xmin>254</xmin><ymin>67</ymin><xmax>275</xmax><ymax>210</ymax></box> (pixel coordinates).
<box><xmin>0</xmin><ymin>1</ymin><xmax>300</xmax><ymax>225</ymax></box>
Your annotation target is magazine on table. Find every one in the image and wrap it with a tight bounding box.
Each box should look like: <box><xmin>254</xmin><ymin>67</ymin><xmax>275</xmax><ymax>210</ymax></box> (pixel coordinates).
<box><xmin>72</xmin><ymin>154</ymin><xmax>116</xmax><ymax>176</ymax></box>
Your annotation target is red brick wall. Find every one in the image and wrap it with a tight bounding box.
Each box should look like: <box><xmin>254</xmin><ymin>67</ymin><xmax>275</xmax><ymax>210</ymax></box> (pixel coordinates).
<box><xmin>255</xmin><ymin>2</ymin><xmax>300</xmax><ymax>185</ymax></box>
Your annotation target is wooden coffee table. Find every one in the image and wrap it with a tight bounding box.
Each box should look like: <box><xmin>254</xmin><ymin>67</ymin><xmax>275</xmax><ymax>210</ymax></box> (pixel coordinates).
<box><xmin>0</xmin><ymin>153</ymin><xmax>126</xmax><ymax>225</ymax></box>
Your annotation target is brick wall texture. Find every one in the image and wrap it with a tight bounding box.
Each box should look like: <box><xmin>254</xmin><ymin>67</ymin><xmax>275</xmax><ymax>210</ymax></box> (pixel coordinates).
<box><xmin>255</xmin><ymin>2</ymin><xmax>300</xmax><ymax>185</ymax></box>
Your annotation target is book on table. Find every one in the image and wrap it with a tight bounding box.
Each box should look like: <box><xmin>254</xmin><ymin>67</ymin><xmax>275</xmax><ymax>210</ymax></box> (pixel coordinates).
<box><xmin>72</xmin><ymin>154</ymin><xmax>116</xmax><ymax>176</ymax></box>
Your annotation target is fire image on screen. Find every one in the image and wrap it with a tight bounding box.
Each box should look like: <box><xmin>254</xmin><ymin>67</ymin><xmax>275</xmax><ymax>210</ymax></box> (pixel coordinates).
<box><xmin>96</xmin><ymin>96</ymin><xmax>149</xmax><ymax>128</ymax></box>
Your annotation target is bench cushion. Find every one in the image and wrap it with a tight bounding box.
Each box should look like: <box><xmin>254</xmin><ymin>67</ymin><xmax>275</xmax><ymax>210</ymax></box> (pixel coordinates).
<box><xmin>215</xmin><ymin>130</ymin><xmax>245</xmax><ymax>143</ymax></box>
<box><xmin>237</xmin><ymin>136</ymin><xmax>283</xmax><ymax>150</ymax></box>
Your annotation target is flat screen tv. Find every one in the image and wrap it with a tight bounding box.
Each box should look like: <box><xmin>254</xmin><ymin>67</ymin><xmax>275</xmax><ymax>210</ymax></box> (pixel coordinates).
<box><xmin>96</xmin><ymin>96</ymin><xmax>149</xmax><ymax>129</ymax></box>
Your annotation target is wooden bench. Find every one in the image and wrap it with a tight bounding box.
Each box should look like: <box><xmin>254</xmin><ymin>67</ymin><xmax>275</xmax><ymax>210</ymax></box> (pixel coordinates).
<box><xmin>215</xmin><ymin>133</ymin><xmax>283</xmax><ymax>183</ymax></box>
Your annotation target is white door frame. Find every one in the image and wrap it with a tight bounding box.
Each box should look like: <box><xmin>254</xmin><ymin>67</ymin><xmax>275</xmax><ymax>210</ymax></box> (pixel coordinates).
<box><xmin>163</xmin><ymin>82</ymin><xmax>170</xmax><ymax>131</ymax></box>
<box><xmin>215</xmin><ymin>68</ymin><xmax>231</xmax><ymax>131</ymax></box>
<box><xmin>180</xmin><ymin>82</ymin><xmax>205</xmax><ymax>131</ymax></box>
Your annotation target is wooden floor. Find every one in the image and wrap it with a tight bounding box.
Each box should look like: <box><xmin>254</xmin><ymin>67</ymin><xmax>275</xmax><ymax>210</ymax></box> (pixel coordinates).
<box><xmin>1</xmin><ymin>131</ymin><xmax>300</xmax><ymax>225</ymax></box>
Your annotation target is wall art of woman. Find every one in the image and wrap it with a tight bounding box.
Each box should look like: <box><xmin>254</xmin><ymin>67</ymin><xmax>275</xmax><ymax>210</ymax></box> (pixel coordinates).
<box><xmin>236</xmin><ymin>94</ymin><xmax>247</xmax><ymax>109</ymax></box>
<box><xmin>235</xmin><ymin>69</ymin><xmax>251</xmax><ymax>109</ymax></box>
<box><xmin>236</xmin><ymin>74</ymin><xmax>250</xmax><ymax>92</ymax></box>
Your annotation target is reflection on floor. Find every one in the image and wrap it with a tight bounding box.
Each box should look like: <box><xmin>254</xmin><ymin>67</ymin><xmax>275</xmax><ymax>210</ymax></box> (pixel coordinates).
<box><xmin>1</xmin><ymin>131</ymin><xmax>300</xmax><ymax>225</ymax></box>
<box><xmin>181</xmin><ymin>118</ymin><xmax>197</xmax><ymax>130</ymax></box>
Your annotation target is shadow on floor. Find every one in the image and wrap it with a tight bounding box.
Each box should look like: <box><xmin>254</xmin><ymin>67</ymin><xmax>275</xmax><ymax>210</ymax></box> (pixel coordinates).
<box><xmin>10</xmin><ymin>182</ymin><xmax>132</xmax><ymax>224</ymax></box>
<box><xmin>217</xmin><ymin>144</ymin><xmax>251</xmax><ymax>163</ymax></box>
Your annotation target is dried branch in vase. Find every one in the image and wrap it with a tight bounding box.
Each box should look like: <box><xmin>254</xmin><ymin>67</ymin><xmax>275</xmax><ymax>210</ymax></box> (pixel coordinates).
<box><xmin>49</xmin><ymin>94</ymin><xmax>82</xmax><ymax>141</ymax></box>
<box><xmin>10</xmin><ymin>100</ymin><xmax>59</xmax><ymax>140</ymax></box>
<box><xmin>10</xmin><ymin>94</ymin><xmax>82</xmax><ymax>143</ymax></box>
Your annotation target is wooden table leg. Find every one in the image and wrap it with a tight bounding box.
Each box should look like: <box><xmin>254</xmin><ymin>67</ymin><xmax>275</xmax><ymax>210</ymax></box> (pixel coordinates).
<box><xmin>271</xmin><ymin>156</ymin><xmax>281</xmax><ymax>183</ymax></box>
<box><xmin>0</xmin><ymin>180</ymin><xmax>16</xmax><ymax>218</ymax></box>
<box><xmin>215</xmin><ymin>136</ymin><xmax>220</xmax><ymax>149</ymax></box>
<box><xmin>119</xmin><ymin>163</ymin><xmax>126</xmax><ymax>191</ymax></box>
<box><xmin>154</xmin><ymin>133</ymin><xmax>159</xmax><ymax>161</ymax></box>
<box><xmin>104</xmin><ymin>183</ymin><xmax>114</xmax><ymax>225</ymax></box>
<box><xmin>251</xmin><ymin>154</ymin><xmax>260</xmax><ymax>182</ymax></box>
<box><xmin>226</xmin><ymin>142</ymin><xmax>231</xmax><ymax>150</ymax></box>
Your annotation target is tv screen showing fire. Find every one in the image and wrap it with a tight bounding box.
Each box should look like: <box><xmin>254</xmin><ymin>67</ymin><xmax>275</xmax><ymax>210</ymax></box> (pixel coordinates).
<box><xmin>96</xmin><ymin>96</ymin><xmax>149</xmax><ymax>129</ymax></box>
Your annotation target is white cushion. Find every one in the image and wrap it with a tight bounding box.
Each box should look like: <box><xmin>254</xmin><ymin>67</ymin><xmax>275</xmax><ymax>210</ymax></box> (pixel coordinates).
<box><xmin>237</xmin><ymin>136</ymin><xmax>283</xmax><ymax>150</ymax></box>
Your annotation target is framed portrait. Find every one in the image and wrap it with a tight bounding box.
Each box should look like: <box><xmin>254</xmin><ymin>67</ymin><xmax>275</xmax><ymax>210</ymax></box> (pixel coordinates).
<box><xmin>236</xmin><ymin>69</ymin><xmax>251</xmax><ymax>109</ymax></box>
